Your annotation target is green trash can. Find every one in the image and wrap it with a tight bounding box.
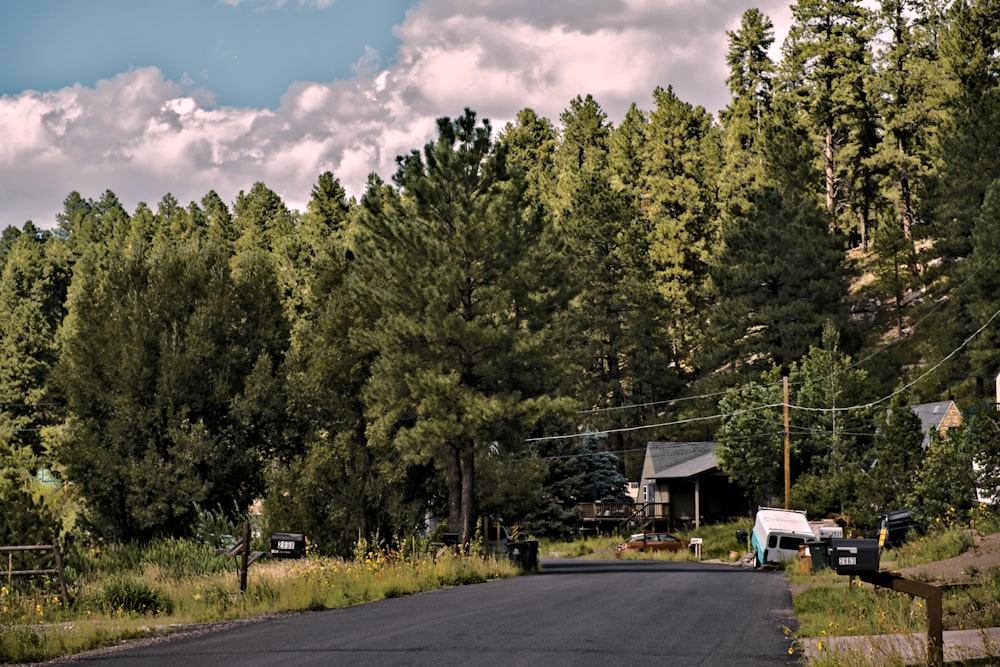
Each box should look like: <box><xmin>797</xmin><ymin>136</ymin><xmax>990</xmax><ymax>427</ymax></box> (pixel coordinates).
<box><xmin>806</xmin><ymin>540</ymin><xmax>829</xmax><ymax>570</ymax></box>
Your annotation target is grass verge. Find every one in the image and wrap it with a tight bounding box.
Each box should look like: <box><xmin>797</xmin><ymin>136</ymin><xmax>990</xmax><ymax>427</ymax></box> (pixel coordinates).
<box><xmin>0</xmin><ymin>543</ymin><xmax>517</xmax><ymax>664</ymax></box>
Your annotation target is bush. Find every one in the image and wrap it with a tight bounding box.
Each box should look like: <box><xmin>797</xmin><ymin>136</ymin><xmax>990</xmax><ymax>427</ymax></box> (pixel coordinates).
<box><xmin>94</xmin><ymin>576</ymin><xmax>173</xmax><ymax>616</ymax></box>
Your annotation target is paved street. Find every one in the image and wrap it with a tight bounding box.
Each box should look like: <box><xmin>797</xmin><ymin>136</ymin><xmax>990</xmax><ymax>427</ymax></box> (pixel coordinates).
<box><xmin>66</xmin><ymin>559</ymin><xmax>800</xmax><ymax>666</ymax></box>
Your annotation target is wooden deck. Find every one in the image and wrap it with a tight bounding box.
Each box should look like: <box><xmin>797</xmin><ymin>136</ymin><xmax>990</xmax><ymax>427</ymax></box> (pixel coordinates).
<box><xmin>578</xmin><ymin>501</ymin><xmax>672</xmax><ymax>534</ymax></box>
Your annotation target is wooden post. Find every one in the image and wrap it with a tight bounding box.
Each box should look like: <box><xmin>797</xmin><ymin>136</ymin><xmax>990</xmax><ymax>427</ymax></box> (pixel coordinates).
<box><xmin>239</xmin><ymin>521</ymin><xmax>250</xmax><ymax>594</ymax></box>
<box><xmin>694</xmin><ymin>479</ymin><xmax>701</xmax><ymax>529</ymax></box>
<box><xmin>783</xmin><ymin>376</ymin><xmax>791</xmax><ymax>510</ymax></box>
<box><xmin>858</xmin><ymin>572</ymin><xmax>943</xmax><ymax>667</ymax></box>
<box><xmin>51</xmin><ymin>538</ymin><xmax>68</xmax><ymax>605</ymax></box>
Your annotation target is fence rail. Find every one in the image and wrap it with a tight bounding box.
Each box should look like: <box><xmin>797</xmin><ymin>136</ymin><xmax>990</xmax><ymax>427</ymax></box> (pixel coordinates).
<box><xmin>1</xmin><ymin>540</ymin><xmax>69</xmax><ymax>602</ymax></box>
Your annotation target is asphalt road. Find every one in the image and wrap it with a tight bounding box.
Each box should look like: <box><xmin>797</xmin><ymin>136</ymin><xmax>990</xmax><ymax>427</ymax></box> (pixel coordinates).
<box><xmin>66</xmin><ymin>559</ymin><xmax>799</xmax><ymax>666</ymax></box>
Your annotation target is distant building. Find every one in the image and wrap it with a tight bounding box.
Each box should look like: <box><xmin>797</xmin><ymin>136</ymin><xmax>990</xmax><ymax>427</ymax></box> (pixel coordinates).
<box><xmin>910</xmin><ymin>400</ymin><xmax>962</xmax><ymax>448</ymax></box>
<box><xmin>637</xmin><ymin>441</ymin><xmax>748</xmax><ymax>529</ymax></box>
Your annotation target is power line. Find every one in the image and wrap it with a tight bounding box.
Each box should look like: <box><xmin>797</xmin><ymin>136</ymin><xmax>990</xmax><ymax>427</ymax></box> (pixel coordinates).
<box><xmin>525</xmin><ymin>403</ymin><xmax>784</xmax><ymax>443</ymax></box>
<box><xmin>530</xmin><ymin>301</ymin><xmax>1000</xmax><ymax>441</ymax></box>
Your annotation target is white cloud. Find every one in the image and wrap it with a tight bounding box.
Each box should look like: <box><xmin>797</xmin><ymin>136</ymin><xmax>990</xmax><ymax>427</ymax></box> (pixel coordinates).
<box><xmin>0</xmin><ymin>0</ymin><xmax>794</xmax><ymax>229</ymax></box>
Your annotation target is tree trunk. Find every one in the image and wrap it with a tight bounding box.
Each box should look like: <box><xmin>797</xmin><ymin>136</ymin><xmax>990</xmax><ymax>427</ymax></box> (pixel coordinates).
<box><xmin>460</xmin><ymin>445</ymin><xmax>475</xmax><ymax>545</ymax></box>
<box><xmin>826</xmin><ymin>122</ymin><xmax>836</xmax><ymax>234</ymax></box>
<box><xmin>447</xmin><ymin>443</ymin><xmax>462</xmax><ymax>535</ymax></box>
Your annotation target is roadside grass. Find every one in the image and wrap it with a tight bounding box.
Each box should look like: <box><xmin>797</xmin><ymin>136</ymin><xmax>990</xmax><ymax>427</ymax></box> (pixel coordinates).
<box><xmin>536</xmin><ymin>534</ymin><xmax>620</xmax><ymax>558</ymax></box>
<box><xmin>791</xmin><ymin>511</ymin><xmax>1000</xmax><ymax>664</ymax></box>
<box><xmin>0</xmin><ymin>540</ymin><xmax>518</xmax><ymax>664</ymax></box>
<box><xmin>539</xmin><ymin>520</ymin><xmax>754</xmax><ymax>563</ymax></box>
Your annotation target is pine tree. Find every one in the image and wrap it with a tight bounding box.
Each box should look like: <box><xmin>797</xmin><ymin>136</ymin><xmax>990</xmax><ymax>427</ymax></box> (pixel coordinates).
<box><xmin>642</xmin><ymin>85</ymin><xmax>720</xmax><ymax>375</ymax></box>
<box><xmin>917</xmin><ymin>0</ymin><xmax>1000</xmax><ymax>400</ymax></box>
<box><xmin>965</xmin><ymin>178</ymin><xmax>1000</xmax><ymax>379</ymax></box>
<box><xmin>352</xmin><ymin>110</ymin><xmax>573</xmax><ymax>544</ymax></box>
<box><xmin>719</xmin><ymin>9</ymin><xmax>776</xmax><ymax>223</ymax></box>
<box><xmin>870</xmin><ymin>0</ymin><xmax>943</xmax><ymax>243</ymax></box>
<box><xmin>782</xmin><ymin>0</ymin><xmax>877</xmax><ymax>239</ymax></box>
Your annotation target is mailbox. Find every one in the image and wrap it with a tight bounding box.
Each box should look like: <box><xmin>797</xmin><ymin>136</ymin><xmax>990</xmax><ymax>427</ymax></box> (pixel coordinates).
<box><xmin>829</xmin><ymin>538</ymin><xmax>881</xmax><ymax>574</ymax></box>
<box><xmin>270</xmin><ymin>532</ymin><xmax>306</xmax><ymax>559</ymax></box>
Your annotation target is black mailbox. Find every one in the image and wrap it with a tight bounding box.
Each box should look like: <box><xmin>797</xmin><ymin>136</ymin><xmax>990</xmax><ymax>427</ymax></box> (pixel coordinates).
<box><xmin>829</xmin><ymin>538</ymin><xmax>881</xmax><ymax>574</ymax></box>
<box><xmin>270</xmin><ymin>532</ymin><xmax>306</xmax><ymax>558</ymax></box>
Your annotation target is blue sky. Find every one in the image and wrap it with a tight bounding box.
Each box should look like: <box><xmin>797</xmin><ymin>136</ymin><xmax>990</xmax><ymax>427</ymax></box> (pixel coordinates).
<box><xmin>0</xmin><ymin>0</ymin><xmax>411</xmax><ymax>109</ymax></box>
<box><xmin>0</xmin><ymin>0</ymin><xmax>793</xmax><ymax>230</ymax></box>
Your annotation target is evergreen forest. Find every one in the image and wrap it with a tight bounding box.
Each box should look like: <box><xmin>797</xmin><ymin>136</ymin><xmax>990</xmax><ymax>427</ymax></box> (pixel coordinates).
<box><xmin>3</xmin><ymin>0</ymin><xmax>1000</xmax><ymax>556</ymax></box>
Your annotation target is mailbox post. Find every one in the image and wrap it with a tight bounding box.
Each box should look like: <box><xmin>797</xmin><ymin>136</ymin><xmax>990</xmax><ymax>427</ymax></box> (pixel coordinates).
<box><xmin>829</xmin><ymin>538</ymin><xmax>943</xmax><ymax>667</ymax></box>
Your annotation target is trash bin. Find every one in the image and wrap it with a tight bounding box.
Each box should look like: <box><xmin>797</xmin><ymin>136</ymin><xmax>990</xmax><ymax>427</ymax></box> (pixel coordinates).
<box><xmin>735</xmin><ymin>530</ymin><xmax>748</xmax><ymax>546</ymax></box>
<box><xmin>798</xmin><ymin>543</ymin><xmax>813</xmax><ymax>572</ymax></box>
<box><xmin>806</xmin><ymin>540</ymin><xmax>828</xmax><ymax>570</ymax></box>
<box><xmin>507</xmin><ymin>540</ymin><xmax>539</xmax><ymax>571</ymax></box>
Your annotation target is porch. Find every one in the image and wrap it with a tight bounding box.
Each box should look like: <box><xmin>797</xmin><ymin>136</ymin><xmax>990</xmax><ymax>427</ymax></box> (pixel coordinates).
<box><xmin>577</xmin><ymin>501</ymin><xmax>672</xmax><ymax>535</ymax></box>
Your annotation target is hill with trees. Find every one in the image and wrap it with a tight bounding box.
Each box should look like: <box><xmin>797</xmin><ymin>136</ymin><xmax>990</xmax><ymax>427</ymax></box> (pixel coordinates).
<box><xmin>2</xmin><ymin>0</ymin><xmax>1000</xmax><ymax>554</ymax></box>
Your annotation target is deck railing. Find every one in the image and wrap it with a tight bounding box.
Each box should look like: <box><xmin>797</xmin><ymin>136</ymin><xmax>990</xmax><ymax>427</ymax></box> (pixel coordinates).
<box><xmin>578</xmin><ymin>501</ymin><xmax>670</xmax><ymax>522</ymax></box>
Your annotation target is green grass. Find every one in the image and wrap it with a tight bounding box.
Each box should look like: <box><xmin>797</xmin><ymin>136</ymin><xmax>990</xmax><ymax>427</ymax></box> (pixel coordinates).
<box><xmin>537</xmin><ymin>520</ymin><xmax>755</xmax><ymax>563</ymax></box>
<box><xmin>883</xmin><ymin>528</ymin><xmax>974</xmax><ymax>570</ymax></box>
<box><xmin>790</xmin><ymin>510</ymin><xmax>1000</xmax><ymax>664</ymax></box>
<box><xmin>536</xmin><ymin>534</ymin><xmax>621</xmax><ymax>558</ymax></box>
<box><xmin>0</xmin><ymin>540</ymin><xmax>518</xmax><ymax>663</ymax></box>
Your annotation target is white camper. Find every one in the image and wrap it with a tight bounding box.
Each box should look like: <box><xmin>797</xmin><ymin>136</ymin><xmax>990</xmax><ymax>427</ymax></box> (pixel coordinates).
<box><xmin>750</xmin><ymin>507</ymin><xmax>815</xmax><ymax>568</ymax></box>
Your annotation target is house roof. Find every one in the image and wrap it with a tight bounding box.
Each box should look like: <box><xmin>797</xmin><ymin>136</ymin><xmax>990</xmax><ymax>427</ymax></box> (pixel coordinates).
<box><xmin>911</xmin><ymin>401</ymin><xmax>960</xmax><ymax>447</ymax></box>
<box><xmin>644</xmin><ymin>441</ymin><xmax>717</xmax><ymax>479</ymax></box>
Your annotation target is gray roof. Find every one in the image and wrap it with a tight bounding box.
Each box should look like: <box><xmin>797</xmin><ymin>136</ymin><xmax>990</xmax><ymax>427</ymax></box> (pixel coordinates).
<box><xmin>646</xmin><ymin>441</ymin><xmax>717</xmax><ymax>479</ymax></box>
<box><xmin>911</xmin><ymin>401</ymin><xmax>956</xmax><ymax>447</ymax></box>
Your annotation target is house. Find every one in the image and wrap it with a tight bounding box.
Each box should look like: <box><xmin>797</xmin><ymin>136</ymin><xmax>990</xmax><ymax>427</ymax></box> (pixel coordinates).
<box><xmin>911</xmin><ymin>400</ymin><xmax>962</xmax><ymax>447</ymax></box>
<box><xmin>637</xmin><ymin>441</ymin><xmax>748</xmax><ymax>530</ymax></box>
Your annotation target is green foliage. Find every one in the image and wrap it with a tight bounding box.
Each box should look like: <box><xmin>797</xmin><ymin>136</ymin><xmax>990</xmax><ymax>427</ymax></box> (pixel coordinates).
<box><xmin>352</xmin><ymin>109</ymin><xmax>575</xmax><ymax>541</ymax></box>
<box><xmin>83</xmin><ymin>538</ymin><xmax>232</xmax><ymax>581</ymax></box>
<box><xmin>909</xmin><ymin>428</ymin><xmax>977</xmax><ymax>523</ymax></box>
<box><xmin>92</xmin><ymin>576</ymin><xmax>173</xmax><ymax>616</ymax></box>
<box><xmin>716</xmin><ymin>376</ymin><xmax>785</xmax><ymax>506</ymax></box>
<box><xmin>3</xmin><ymin>0</ymin><xmax>1000</xmax><ymax>566</ymax></box>
<box><xmin>887</xmin><ymin>525</ymin><xmax>974</xmax><ymax>569</ymax></box>
<box><xmin>56</xmin><ymin>235</ymin><xmax>289</xmax><ymax>541</ymax></box>
<box><xmin>793</xmin><ymin>575</ymin><xmax>924</xmax><ymax>639</ymax></box>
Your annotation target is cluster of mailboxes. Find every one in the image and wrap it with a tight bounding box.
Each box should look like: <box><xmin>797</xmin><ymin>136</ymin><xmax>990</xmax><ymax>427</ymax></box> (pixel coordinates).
<box><xmin>829</xmin><ymin>538</ymin><xmax>881</xmax><ymax>574</ymax></box>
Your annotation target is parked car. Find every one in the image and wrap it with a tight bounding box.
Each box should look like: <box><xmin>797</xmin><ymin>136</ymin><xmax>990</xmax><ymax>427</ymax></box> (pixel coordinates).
<box><xmin>617</xmin><ymin>533</ymin><xmax>690</xmax><ymax>553</ymax></box>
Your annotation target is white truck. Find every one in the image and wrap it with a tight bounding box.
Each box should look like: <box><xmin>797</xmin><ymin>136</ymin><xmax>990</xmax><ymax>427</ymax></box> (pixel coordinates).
<box><xmin>750</xmin><ymin>507</ymin><xmax>816</xmax><ymax>568</ymax></box>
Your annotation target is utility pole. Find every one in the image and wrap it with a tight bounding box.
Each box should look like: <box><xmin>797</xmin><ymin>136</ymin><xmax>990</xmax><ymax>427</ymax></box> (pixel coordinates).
<box><xmin>784</xmin><ymin>376</ymin><xmax>791</xmax><ymax>510</ymax></box>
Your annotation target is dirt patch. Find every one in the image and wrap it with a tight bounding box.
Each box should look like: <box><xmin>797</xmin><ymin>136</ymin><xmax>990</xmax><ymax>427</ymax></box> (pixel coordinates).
<box><xmin>893</xmin><ymin>532</ymin><xmax>1000</xmax><ymax>584</ymax></box>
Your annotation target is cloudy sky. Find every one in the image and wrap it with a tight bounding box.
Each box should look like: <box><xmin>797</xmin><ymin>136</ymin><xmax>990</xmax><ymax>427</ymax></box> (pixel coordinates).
<box><xmin>0</xmin><ymin>0</ymin><xmax>794</xmax><ymax>230</ymax></box>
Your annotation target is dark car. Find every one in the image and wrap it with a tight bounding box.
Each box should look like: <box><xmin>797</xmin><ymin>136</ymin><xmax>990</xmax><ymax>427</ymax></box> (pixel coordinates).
<box><xmin>617</xmin><ymin>533</ymin><xmax>690</xmax><ymax>553</ymax></box>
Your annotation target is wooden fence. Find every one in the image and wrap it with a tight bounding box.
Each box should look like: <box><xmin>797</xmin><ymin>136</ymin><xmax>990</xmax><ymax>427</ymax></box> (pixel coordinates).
<box><xmin>1</xmin><ymin>539</ymin><xmax>69</xmax><ymax>602</ymax></box>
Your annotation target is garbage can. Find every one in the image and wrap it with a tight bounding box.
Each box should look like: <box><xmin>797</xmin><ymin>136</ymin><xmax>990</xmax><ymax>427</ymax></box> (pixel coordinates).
<box><xmin>507</xmin><ymin>540</ymin><xmax>539</xmax><ymax>571</ymax></box>
<box><xmin>798</xmin><ymin>543</ymin><xmax>813</xmax><ymax>572</ymax></box>
<box><xmin>806</xmin><ymin>540</ymin><xmax>828</xmax><ymax>570</ymax></box>
<box><xmin>735</xmin><ymin>530</ymin><xmax>748</xmax><ymax>546</ymax></box>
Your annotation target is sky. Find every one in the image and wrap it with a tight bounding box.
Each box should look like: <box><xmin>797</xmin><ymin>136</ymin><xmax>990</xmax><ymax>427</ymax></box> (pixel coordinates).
<box><xmin>0</xmin><ymin>0</ymin><xmax>794</xmax><ymax>230</ymax></box>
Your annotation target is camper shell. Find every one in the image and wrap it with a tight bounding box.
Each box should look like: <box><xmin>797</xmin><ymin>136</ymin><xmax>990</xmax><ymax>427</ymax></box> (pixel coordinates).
<box><xmin>750</xmin><ymin>507</ymin><xmax>815</xmax><ymax>567</ymax></box>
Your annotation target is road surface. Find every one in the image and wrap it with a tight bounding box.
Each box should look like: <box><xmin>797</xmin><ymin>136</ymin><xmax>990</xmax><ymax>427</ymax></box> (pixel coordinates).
<box><xmin>65</xmin><ymin>558</ymin><xmax>799</xmax><ymax>666</ymax></box>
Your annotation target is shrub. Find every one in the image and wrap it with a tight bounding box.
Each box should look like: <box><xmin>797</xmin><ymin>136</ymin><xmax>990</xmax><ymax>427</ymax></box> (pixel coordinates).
<box><xmin>95</xmin><ymin>576</ymin><xmax>173</xmax><ymax>616</ymax></box>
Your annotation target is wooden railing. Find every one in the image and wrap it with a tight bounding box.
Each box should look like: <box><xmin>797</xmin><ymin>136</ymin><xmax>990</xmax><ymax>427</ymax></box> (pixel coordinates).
<box><xmin>1</xmin><ymin>540</ymin><xmax>69</xmax><ymax>602</ymax></box>
<box><xmin>578</xmin><ymin>502</ymin><xmax>670</xmax><ymax>524</ymax></box>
